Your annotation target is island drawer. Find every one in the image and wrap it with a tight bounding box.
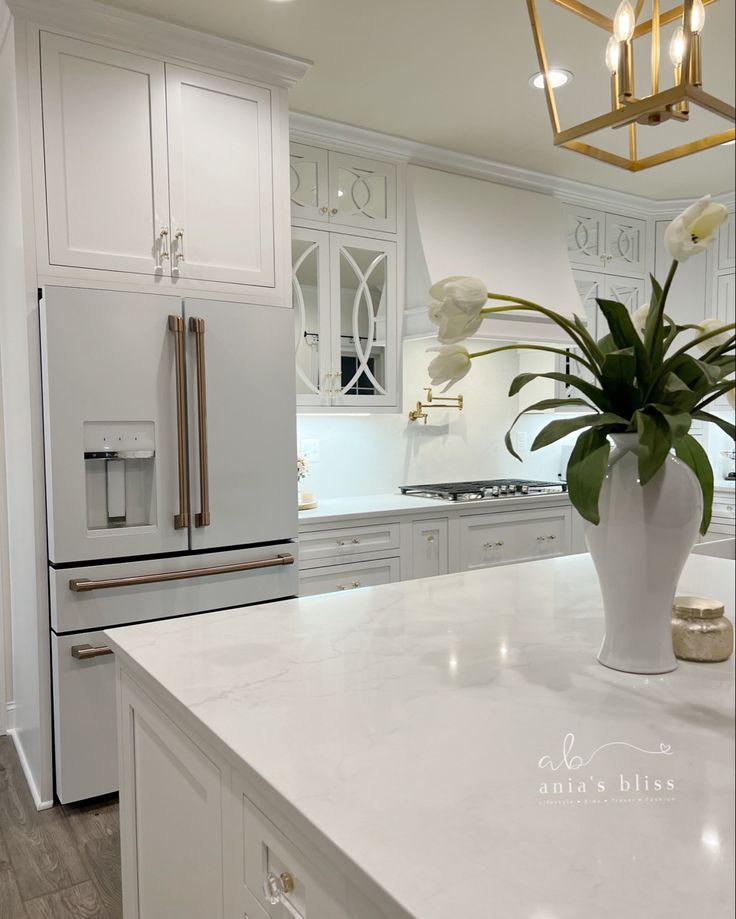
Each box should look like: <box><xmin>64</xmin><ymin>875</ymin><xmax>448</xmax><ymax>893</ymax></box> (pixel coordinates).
<box><xmin>298</xmin><ymin>557</ymin><xmax>400</xmax><ymax>597</ymax></box>
<box><xmin>299</xmin><ymin>521</ymin><xmax>400</xmax><ymax>563</ymax></box>
<box><xmin>460</xmin><ymin>508</ymin><xmax>571</xmax><ymax>570</ymax></box>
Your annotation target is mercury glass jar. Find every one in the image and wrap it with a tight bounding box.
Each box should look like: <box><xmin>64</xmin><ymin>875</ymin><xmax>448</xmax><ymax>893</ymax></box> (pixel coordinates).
<box><xmin>672</xmin><ymin>596</ymin><xmax>734</xmax><ymax>663</ymax></box>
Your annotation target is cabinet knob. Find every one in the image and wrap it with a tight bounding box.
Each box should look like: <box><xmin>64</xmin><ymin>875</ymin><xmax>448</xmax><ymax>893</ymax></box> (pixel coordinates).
<box><xmin>426</xmin><ymin>534</ymin><xmax>435</xmax><ymax>543</ymax></box>
<box><xmin>537</xmin><ymin>535</ymin><xmax>547</xmax><ymax>542</ymax></box>
<box><xmin>330</xmin><ymin>207</ymin><xmax>338</xmax><ymax>215</ymax></box>
<box><xmin>263</xmin><ymin>871</ymin><xmax>295</xmax><ymax>906</ymax></box>
<box><xmin>319</xmin><ymin>206</ymin><xmax>329</xmax><ymax>215</ymax></box>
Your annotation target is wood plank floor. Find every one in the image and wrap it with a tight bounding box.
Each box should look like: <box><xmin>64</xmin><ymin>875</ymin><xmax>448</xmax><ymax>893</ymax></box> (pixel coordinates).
<box><xmin>0</xmin><ymin>736</ymin><xmax>122</xmax><ymax>919</ymax></box>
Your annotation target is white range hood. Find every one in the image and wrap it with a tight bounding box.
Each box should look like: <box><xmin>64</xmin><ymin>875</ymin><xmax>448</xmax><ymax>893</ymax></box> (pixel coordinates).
<box><xmin>405</xmin><ymin>165</ymin><xmax>582</xmax><ymax>342</ymax></box>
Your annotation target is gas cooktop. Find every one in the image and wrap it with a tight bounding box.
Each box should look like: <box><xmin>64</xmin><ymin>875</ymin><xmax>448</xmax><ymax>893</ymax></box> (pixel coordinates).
<box><xmin>399</xmin><ymin>478</ymin><xmax>567</xmax><ymax>502</ymax></box>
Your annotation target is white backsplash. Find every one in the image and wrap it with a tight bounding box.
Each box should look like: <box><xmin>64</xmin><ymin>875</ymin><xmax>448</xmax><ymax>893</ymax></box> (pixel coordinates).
<box><xmin>297</xmin><ymin>338</ymin><xmax>567</xmax><ymax>499</ymax></box>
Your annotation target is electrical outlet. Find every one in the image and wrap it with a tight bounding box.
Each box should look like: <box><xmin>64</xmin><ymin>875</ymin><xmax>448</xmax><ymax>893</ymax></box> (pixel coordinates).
<box><xmin>300</xmin><ymin>438</ymin><xmax>321</xmax><ymax>462</ymax></box>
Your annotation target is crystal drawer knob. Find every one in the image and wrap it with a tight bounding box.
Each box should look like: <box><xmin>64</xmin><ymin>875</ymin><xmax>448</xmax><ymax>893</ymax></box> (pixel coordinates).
<box><xmin>264</xmin><ymin>871</ymin><xmax>294</xmax><ymax>905</ymax></box>
<box><xmin>426</xmin><ymin>534</ymin><xmax>435</xmax><ymax>542</ymax></box>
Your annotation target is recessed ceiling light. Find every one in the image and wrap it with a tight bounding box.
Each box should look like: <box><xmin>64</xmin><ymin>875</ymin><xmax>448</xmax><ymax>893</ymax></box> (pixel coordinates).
<box><xmin>529</xmin><ymin>69</ymin><xmax>573</xmax><ymax>90</ymax></box>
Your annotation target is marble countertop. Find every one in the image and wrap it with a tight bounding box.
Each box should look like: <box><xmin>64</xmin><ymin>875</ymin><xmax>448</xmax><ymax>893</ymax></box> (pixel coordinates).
<box><xmin>106</xmin><ymin>555</ymin><xmax>735</xmax><ymax>919</ymax></box>
<box><xmin>298</xmin><ymin>490</ymin><xmax>570</xmax><ymax>525</ymax></box>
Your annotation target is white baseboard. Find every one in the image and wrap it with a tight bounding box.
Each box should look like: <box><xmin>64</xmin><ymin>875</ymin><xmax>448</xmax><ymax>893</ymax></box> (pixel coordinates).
<box><xmin>7</xmin><ymin>726</ymin><xmax>54</xmax><ymax>810</ymax></box>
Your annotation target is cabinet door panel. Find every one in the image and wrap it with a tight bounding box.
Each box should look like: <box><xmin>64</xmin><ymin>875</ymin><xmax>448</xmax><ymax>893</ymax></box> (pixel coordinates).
<box><xmin>329</xmin><ymin>235</ymin><xmax>397</xmax><ymax>407</ymax></box>
<box><xmin>572</xmin><ymin>270</ymin><xmax>605</xmax><ymax>340</ymax></box>
<box><xmin>292</xmin><ymin>228</ymin><xmax>332</xmax><ymax>406</ymax></box>
<box><xmin>166</xmin><ymin>66</ymin><xmax>274</xmax><ymax>287</ymax></box>
<box><xmin>603</xmin><ymin>275</ymin><xmax>647</xmax><ymax>313</ymax></box>
<box><xmin>604</xmin><ymin>213</ymin><xmax>646</xmax><ymax>276</ymax></box>
<box><xmin>411</xmin><ymin>519</ymin><xmax>448</xmax><ymax>580</ymax></box>
<box><xmin>298</xmin><ymin>558</ymin><xmax>400</xmax><ymax>597</ymax></box>
<box><xmin>290</xmin><ymin>143</ymin><xmax>329</xmax><ymax>222</ymax></box>
<box><xmin>460</xmin><ymin>511</ymin><xmax>570</xmax><ymax>570</ymax></box>
<box><xmin>328</xmin><ymin>152</ymin><xmax>397</xmax><ymax>232</ymax></box>
<box><xmin>185</xmin><ymin>301</ymin><xmax>297</xmax><ymax>551</ymax></box>
<box><xmin>718</xmin><ymin>213</ymin><xmax>735</xmax><ymax>271</ymax></box>
<box><xmin>564</xmin><ymin>205</ymin><xmax>605</xmax><ymax>269</ymax></box>
<box><xmin>717</xmin><ymin>272</ymin><xmax>735</xmax><ymax>326</ymax></box>
<box><xmin>40</xmin><ymin>32</ymin><xmax>169</xmax><ymax>274</ymax></box>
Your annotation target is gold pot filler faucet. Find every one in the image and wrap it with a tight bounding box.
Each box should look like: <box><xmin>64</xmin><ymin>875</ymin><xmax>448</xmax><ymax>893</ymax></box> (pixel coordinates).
<box><xmin>408</xmin><ymin>388</ymin><xmax>464</xmax><ymax>424</ymax></box>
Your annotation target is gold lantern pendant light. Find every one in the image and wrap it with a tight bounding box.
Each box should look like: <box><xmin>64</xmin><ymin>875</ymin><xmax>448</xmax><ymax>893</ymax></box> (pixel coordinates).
<box><xmin>527</xmin><ymin>0</ymin><xmax>735</xmax><ymax>171</ymax></box>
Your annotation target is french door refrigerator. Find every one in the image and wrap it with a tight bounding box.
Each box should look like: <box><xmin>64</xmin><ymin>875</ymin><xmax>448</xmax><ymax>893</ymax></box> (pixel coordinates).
<box><xmin>41</xmin><ymin>286</ymin><xmax>298</xmax><ymax>802</ymax></box>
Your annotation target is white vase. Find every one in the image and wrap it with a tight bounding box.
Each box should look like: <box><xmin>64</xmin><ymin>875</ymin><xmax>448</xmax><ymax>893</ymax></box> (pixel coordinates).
<box><xmin>584</xmin><ymin>433</ymin><xmax>702</xmax><ymax>674</ymax></box>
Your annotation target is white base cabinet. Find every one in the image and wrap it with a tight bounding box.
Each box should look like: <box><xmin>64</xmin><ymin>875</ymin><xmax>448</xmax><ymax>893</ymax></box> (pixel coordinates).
<box><xmin>117</xmin><ymin>669</ymin><xmax>392</xmax><ymax>919</ymax></box>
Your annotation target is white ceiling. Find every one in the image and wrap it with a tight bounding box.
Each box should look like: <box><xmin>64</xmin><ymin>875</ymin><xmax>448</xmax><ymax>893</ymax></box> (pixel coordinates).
<box><xmin>97</xmin><ymin>0</ymin><xmax>735</xmax><ymax>200</ymax></box>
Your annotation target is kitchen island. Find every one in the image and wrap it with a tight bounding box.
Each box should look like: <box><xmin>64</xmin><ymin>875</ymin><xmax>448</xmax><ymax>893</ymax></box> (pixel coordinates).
<box><xmin>106</xmin><ymin>553</ymin><xmax>735</xmax><ymax>919</ymax></box>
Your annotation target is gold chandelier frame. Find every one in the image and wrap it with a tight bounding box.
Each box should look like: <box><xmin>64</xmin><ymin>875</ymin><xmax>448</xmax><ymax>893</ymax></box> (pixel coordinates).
<box><xmin>527</xmin><ymin>0</ymin><xmax>736</xmax><ymax>171</ymax></box>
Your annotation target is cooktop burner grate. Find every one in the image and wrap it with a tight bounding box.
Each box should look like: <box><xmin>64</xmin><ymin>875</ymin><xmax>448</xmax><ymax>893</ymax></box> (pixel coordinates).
<box><xmin>399</xmin><ymin>478</ymin><xmax>566</xmax><ymax>501</ymax></box>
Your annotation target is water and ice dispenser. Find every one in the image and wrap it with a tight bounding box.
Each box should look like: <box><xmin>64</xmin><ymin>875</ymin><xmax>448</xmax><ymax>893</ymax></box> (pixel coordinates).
<box><xmin>83</xmin><ymin>422</ymin><xmax>157</xmax><ymax>530</ymax></box>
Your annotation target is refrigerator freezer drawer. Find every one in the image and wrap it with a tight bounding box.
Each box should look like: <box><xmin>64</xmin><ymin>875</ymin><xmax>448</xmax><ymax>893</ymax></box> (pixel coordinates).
<box><xmin>51</xmin><ymin>544</ymin><xmax>297</xmax><ymax>633</ymax></box>
<box><xmin>52</xmin><ymin>629</ymin><xmax>118</xmax><ymax>804</ymax></box>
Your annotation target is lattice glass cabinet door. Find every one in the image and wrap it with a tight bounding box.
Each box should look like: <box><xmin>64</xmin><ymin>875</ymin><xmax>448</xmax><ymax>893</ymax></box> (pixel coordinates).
<box><xmin>290</xmin><ymin>143</ymin><xmax>329</xmax><ymax>222</ymax></box>
<box><xmin>328</xmin><ymin>152</ymin><xmax>397</xmax><ymax>233</ymax></box>
<box><xmin>292</xmin><ymin>228</ymin><xmax>331</xmax><ymax>406</ymax></box>
<box><xmin>564</xmin><ymin>205</ymin><xmax>605</xmax><ymax>270</ymax></box>
<box><xmin>329</xmin><ymin>234</ymin><xmax>397</xmax><ymax>407</ymax></box>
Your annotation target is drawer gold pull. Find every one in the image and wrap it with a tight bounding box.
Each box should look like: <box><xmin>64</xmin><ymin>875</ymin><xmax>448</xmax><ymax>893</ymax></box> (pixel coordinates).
<box><xmin>336</xmin><ymin>580</ymin><xmax>361</xmax><ymax>591</ymax></box>
<box><xmin>482</xmin><ymin>541</ymin><xmax>504</xmax><ymax>549</ymax></box>
<box><xmin>71</xmin><ymin>644</ymin><xmax>113</xmax><ymax>660</ymax></box>
<box><xmin>336</xmin><ymin>536</ymin><xmax>362</xmax><ymax>546</ymax></box>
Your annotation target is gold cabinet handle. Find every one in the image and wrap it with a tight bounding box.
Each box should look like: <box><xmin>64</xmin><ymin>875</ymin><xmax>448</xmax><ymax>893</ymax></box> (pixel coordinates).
<box><xmin>174</xmin><ymin>228</ymin><xmax>185</xmax><ymax>264</ymax></box>
<box><xmin>189</xmin><ymin>316</ymin><xmax>210</xmax><ymax>528</ymax></box>
<box><xmin>168</xmin><ymin>315</ymin><xmax>189</xmax><ymax>529</ymax></box>
<box><xmin>71</xmin><ymin>644</ymin><xmax>113</xmax><ymax>660</ymax></box>
<box><xmin>69</xmin><ymin>553</ymin><xmax>294</xmax><ymax>592</ymax></box>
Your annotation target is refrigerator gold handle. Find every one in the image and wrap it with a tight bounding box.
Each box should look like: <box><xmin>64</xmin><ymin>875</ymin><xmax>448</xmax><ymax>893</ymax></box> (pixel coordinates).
<box><xmin>69</xmin><ymin>553</ymin><xmax>295</xmax><ymax>592</ymax></box>
<box><xmin>168</xmin><ymin>315</ymin><xmax>189</xmax><ymax>529</ymax></box>
<box><xmin>189</xmin><ymin>317</ymin><xmax>210</xmax><ymax>527</ymax></box>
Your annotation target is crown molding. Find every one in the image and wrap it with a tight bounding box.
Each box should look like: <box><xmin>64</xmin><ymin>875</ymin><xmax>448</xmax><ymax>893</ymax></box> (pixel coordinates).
<box><xmin>290</xmin><ymin>112</ymin><xmax>735</xmax><ymax>216</ymax></box>
<box><xmin>5</xmin><ymin>0</ymin><xmax>312</xmax><ymax>88</ymax></box>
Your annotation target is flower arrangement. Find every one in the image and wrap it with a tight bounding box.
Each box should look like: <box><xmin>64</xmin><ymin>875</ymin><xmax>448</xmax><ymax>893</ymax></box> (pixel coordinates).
<box><xmin>426</xmin><ymin>196</ymin><xmax>735</xmax><ymax>534</ymax></box>
<box><xmin>297</xmin><ymin>453</ymin><xmax>309</xmax><ymax>483</ymax></box>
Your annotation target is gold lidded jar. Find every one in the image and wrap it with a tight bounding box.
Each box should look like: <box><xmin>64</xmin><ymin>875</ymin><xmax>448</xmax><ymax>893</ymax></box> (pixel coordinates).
<box><xmin>672</xmin><ymin>596</ymin><xmax>733</xmax><ymax>663</ymax></box>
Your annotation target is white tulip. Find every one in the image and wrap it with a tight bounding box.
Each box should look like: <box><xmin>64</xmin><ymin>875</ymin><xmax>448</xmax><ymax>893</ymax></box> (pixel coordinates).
<box><xmin>631</xmin><ymin>302</ymin><xmax>650</xmax><ymax>340</ymax></box>
<box><xmin>696</xmin><ymin>318</ymin><xmax>732</xmax><ymax>352</ymax></box>
<box><xmin>428</xmin><ymin>299</ymin><xmax>484</xmax><ymax>344</ymax></box>
<box><xmin>429</xmin><ymin>276</ymin><xmax>488</xmax><ymax>316</ymax></box>
<box><xmin>664</xmin><ymin>195</ymin><xmax>728</xmax><ymax>263</ymax></box>
<box><xmin>427</xmin><ymin>344</ymin><xmax>472</xmax><ymax>391</ymax></box>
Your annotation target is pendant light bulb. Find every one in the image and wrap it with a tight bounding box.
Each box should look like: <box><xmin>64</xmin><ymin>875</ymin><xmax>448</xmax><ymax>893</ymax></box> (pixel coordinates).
<box><xmin>690</xmin><ymin>0</ymin><xmax>706</xmax><ymax>34</ymax></box>
<box><xmin>669</xmin><ymin>26</ymin><xmax>686</xmax><ymax>66</ymax></box>
<box><xmin>605</xmin><ymin>36</ymin><xmax>620</xmax><ymax>74</ymax></box>
<box><xmin>613</xmin><ymin>0</ymin><xmax>636</xmax><ymax>42</ymax></box>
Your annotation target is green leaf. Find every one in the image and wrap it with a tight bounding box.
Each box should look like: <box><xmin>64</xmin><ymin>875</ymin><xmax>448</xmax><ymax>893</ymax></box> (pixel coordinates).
<box><xmin>507</xmin><ymin>371</ymin><xmax>610</xmax><ymax>410</ymax></box>
<box><xmin>565</xmin><ymin>428</ymin><xmax>611</xmax><ymax>526</ymax></box>
<box><xmin>531</xmin><ymin>412</ymin><xmax>628</xmax><ymax>451</ymax></box>
<box><xmin>675</xmin><ymin>434</ymin><xmax>714</xmax><ymax>535</ymax></box>
<box><xmin>600</xmin><ymin>347</ymin><xmax>638</xmax><ymax>413</ymax></box>
<box><xmin>503</xmin><ymin>398</ymin><xmax>595</xmax><ymax>461</ymax></box>
<box><xmin>648</xmin><ymin>404</ymin><xmax>691</xmax><ymax>445</ymax></box>
<box><xmin>597</xmin><ymin>298</ymin><xmax>651</xmax><ymax>388</ymax></box>
<box><xmin>693</xmin><ymin>410</ymin><xmax>736</xmax><ymax>440</ymax></box>
<box><xmin>635</xmin><ymin>409</ymin><xmax>672</xmax><ymax>486</ymax></box>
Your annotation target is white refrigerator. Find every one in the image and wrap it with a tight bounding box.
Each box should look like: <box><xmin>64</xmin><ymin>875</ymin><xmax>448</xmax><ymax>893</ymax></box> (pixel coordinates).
<box><xmin>41</xmin><ymin>286</ymin><xmax>298</xmax><ymax>802</ymax></box>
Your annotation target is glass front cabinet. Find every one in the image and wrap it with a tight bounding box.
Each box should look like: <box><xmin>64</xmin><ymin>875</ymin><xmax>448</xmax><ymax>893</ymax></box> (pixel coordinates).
<box><xmin>292</xmin><ymin>229</ymin><xmax>398</xmax><ymax>408</ymax></box>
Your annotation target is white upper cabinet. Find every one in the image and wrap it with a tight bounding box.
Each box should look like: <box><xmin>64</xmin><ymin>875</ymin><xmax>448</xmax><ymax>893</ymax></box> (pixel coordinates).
<box><xmin>572</xmin><ymin>270</ymin><xmax>604</xmax><ymax>339</ymax></box>
<box><xmin>166</xmin><ymin>67</ymin><xmax>274</xmax><ymax>288</ymax></box>
<box><xmin>38</xmin><ymin>31</ymin><xmax>294</xmax><ymax>300</ymax></box>
<box><xmin>290</xmin><ymin>144</ymin><xmax>397</xmax><ymax>233</ymax></box>
<box><xmin>717</xmin><ymin>273</ymin><xmax>735</xmax><ymax>326</ymax></box>
<box><xmin>289</xmin><ymin>143</ymin><xmax>329</xmax><ymax>222</ymax></box>
<box><xmin>564</xmin><ymin>205</ymin><xmax>646</xmax><ymax>277</ymax></box>
<box><xmin>603</xmin><ymin>275</ymin><xmax>647</xmax><ymax>313</ymax></box>
<box><xmin>292</xmin><ymin>231</ymin><xmax>398</xmax><ymax>408</ymax></box>
<box><xmin>40</xmin><ymin>32</ymin><xmax>170</xmax><ymax>275</ymax></box>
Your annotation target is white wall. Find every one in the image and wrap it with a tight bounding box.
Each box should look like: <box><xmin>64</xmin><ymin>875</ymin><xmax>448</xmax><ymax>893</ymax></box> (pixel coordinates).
<box><xmin>297</xmin><ymin>337</ymin><xmax>566</xmax><ymax>499</ymax></box>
